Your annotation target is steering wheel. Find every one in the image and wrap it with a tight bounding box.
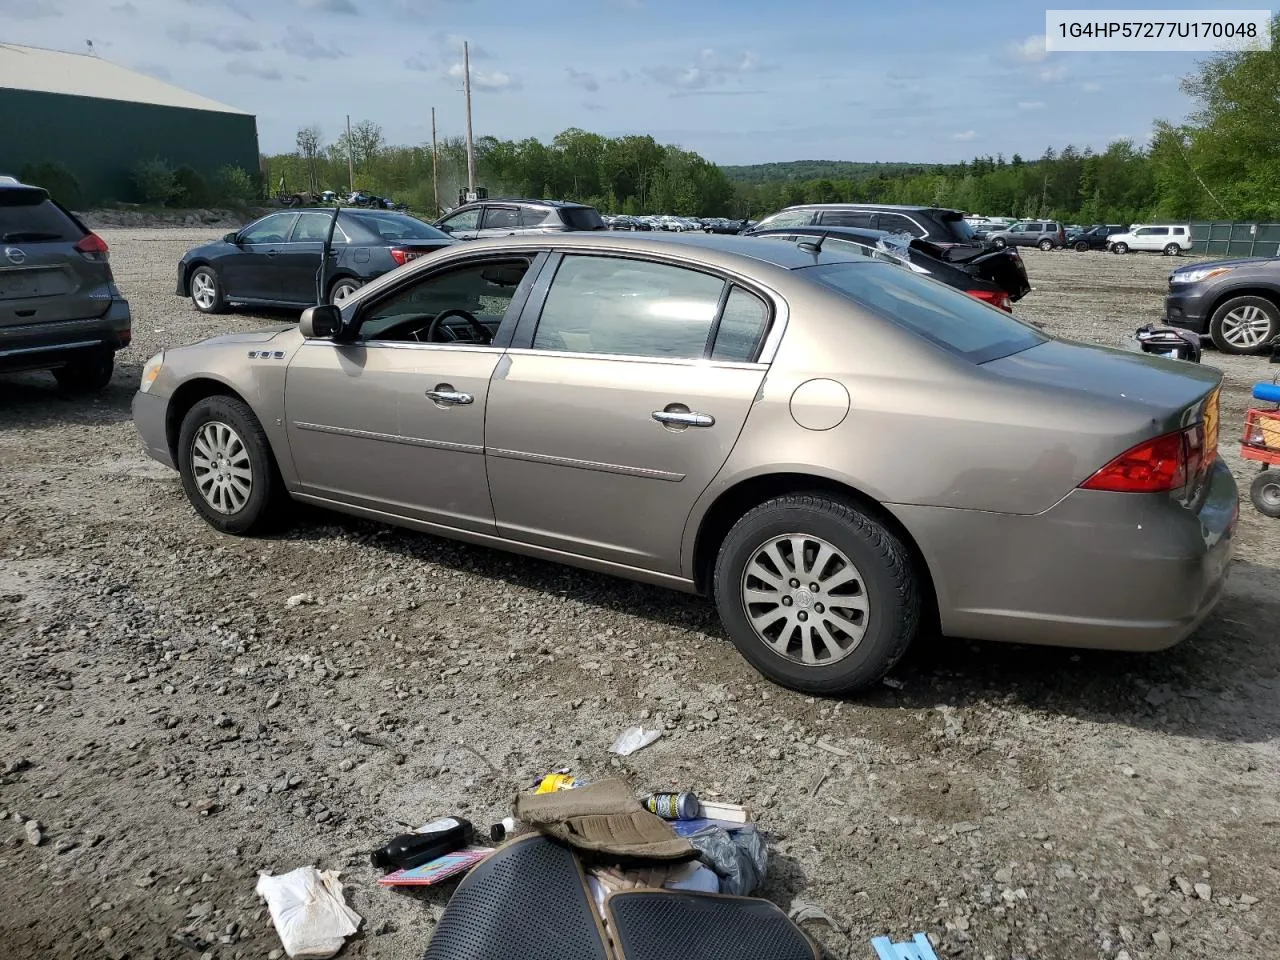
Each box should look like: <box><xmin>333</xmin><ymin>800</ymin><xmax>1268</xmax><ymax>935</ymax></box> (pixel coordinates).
<box><xmin>425</xmin><ymin>308</ymin><xmax>491</xmax><ymax>344</ymax></box>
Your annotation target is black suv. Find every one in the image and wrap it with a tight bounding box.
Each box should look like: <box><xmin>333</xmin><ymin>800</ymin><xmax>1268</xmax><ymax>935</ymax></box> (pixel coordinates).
<box><xmin>1071</xmin><ymin>224</ymin><xmax>1125</xmax><ymax>252</ymax></box>
<box><xmin>434</xmin><ymin>199</ymin><xmax>606</xmax><ymax>240</ymax></box>
<box><xmin>1</xmin><ymin>177</ymin><xmax>130</xmax><ymax>392</ymax></box>
<box><xmin>744</xmin><ymin>204</ymin><xmax>979</xmax><ymax>247</ymax></box>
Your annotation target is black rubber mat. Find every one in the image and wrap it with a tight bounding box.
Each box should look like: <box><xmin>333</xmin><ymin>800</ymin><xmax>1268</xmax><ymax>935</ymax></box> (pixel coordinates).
<box><xmin>424</xmin><ymin>835</ymin><xmax>608</xmax><ymax>960</ymax></box>
<box><xmin>607</xmin><ymin>890</ymin><xmax>818</xmax><ymax>960</ymax></box>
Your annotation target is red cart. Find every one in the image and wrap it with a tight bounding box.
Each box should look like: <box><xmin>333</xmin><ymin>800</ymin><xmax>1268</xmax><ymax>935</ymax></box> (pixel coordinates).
<box><xmin>1242</xmin><ymin>379</ymin><xmax>1280</xmax><ymax>518</ymax></box>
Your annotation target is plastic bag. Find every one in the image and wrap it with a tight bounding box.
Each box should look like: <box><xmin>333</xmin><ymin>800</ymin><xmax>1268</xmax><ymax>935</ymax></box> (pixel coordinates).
<box><xmin>255</xmin><ymin>867</ymin><xmax>362</xmax><ymax>959</ymax></box>
<box><xmin>688</xmin><ymin>825</ymin><xmax>768</xmax><ymax>897</ymax></box>
<box><xmin>609</xmin><ymin>726</ymin><xmax>662</xmax><ymax>756</ymax></box>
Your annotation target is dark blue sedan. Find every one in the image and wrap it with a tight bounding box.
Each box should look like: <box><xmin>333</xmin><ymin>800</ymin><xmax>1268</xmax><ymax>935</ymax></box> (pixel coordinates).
<box><xmin>176</xmin><ymin>208</ymin><xmax>454</xmax><ymax>313</ymax></box>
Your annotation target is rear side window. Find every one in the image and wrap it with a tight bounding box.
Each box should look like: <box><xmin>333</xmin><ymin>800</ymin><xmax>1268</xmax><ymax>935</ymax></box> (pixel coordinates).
<box><xmin>805</xmin><ymin>261</ymin><xmax>1045</xmax><ymax>364</ymax></box>
<box><xmin>560</xmin><ymin>207</ymin><xmax>605</xmax><ymax>230</ymax></box>
<box><xmin>818</xmin><ymin>210</ymin><xmax>876</xmax><ymax>228</ymax></box>
<box><xmin>711</xmin><ymin>286</ymin><xmax>771</xmax><ymax>362</ymax></box>
<box><xmin>482</xmin><ymin>206</ymin><xmax>521</xmax><ymax>230</ymax></box>
<box><xmin>0</xmin><ymin>194</ymin><xmax>81</xmax><ymax>242</ymax></box>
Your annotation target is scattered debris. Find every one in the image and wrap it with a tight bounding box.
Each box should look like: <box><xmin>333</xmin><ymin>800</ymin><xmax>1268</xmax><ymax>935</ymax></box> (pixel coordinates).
<box><xmin>24</xmin><ymin>819</ymin><xmax>42</xmax><ymax>846</ymax></box>
<box><xmin>256</xmin><ymin>867</ymin><xmax>361</xmax><ymax>959</ymax></box>
<box><xmin>284</xmin><ymin>594</ymin><xmax>316</xmax><ymax>608</ymax></box>
<box><xmin>610</xmin><ymin>726</ymin><xmax>662</xmax><ymax>756</ymax></box>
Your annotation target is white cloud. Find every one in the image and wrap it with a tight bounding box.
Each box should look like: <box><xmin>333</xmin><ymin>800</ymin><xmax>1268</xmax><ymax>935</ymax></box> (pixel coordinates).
<box><xmin>1010</xmin><ymin>34</ymin><xmax>1048</xmax><ymax>62</ymax></box>
<box><xmin>1017</xmin><ymin>100</ymin><xmax>1045</xmax><ymax>110</ymax></box>
<box><xmin>445</xmin><ymin>61</ymin><xmax>518</xmax><ymax>91</ymax></box>
<box><xmin>167</xmin><ymin>22</ymin><xmax>261</xmax><ymax>52</ymax></box>
<box><xmin>226</xmin><ymin>57</ymin><xmax>281</xmax><ymax>81</ymax></box>
<box><xmin>1081</xmin><ymin>81</ymin><xmax>1103</xmax><ymax>93</ymax></box>
<box><xmin>952</xmin><ymin>130</ymin><xmax>977</xmax><ymax>141</ymax></box>
<box><xmin>1038</xmin><ymin>63</ymin><xmax>1067</xmax><ymax>83</ymax></box>
<box><xmin>646</xmin><ymin>49</ymin><xmax>767</xmax><ymax>90</ymax></box>
<box><xmin>566</xmin><ymin>68</ymin><xmax>599</xmax><ymax>92</ymax></box>
<box><xmin>278</xmin><ymin>29</ymin><xmax>344</xmax><ymax>60</ymax></box>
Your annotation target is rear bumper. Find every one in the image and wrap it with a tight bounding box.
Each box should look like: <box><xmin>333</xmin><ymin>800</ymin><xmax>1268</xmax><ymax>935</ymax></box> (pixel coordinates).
<box><xmin>1164</xmin><ymin>286</ymin><xmax>1212</xmax><ymax>334</ymax></box>
<box><xmin>895</xmin><ymin>458</ymin><xmax>1237</xmax><ymax>651</ymax></box>
<box><xmin>0</xmin><ymin>298</ymin><xmax>131</xmax><ymax>372</ymax></box>
<box><xmin>132</xmin><ymin>390</ymin><xmax>174</xmax><ymax>469</ymax></box>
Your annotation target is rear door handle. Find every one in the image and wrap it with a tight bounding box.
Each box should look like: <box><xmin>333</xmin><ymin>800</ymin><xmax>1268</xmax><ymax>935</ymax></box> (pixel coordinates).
<box><xmin>266</xmin><ymin>249</ymin><xmax>279</xmax><ymax>257</ymax></box>
<box><xmin>426</xmin><ymin>385</ymin><xmax>474</xmax><ymax>406</ymax></box>
<box><xmin>652</xmin><ymin>410</ymin><xmax>714</xmax><ymax>428</ymax></box>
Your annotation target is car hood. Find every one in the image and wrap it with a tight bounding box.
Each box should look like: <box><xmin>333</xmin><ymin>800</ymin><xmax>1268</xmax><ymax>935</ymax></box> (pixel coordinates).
<box><xmin>1173</xmin><ymin>256</ymin><xmax>1279</xmax><ymax>274</ymax></box>
<box><xmin>181</xmin><ymin>239</ymin><xmax>233</xmax><ymax>259</ymax></box>
<box><xmin>197</xmin><ymin>325</ymin><xmax>295</xmax><ymax>347</ymax></box>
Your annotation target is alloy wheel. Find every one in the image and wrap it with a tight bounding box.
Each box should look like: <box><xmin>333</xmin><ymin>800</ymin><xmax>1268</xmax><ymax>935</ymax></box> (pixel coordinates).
<box><xmin>192</xmin><ymin>272</ymin><xmax>217</xmax><ymax>309</ymax></box>
<box><xmin>191</xmin><ymin>421</ymin><xmax>252</xmax><ymax>515</ymax></box>
<box><xmin>1220</xmin><ymin>304</ymin><xmax>1274</xmax><ymax>349</ymax></box>
<box><xmin>741</xmin><ymin>534</ymin><xmax>869</xmax><ymax>666</ymax></box>
<box><xmin>331</xmin><ymin>280</ymin><xmax>360</xmax><ymax>304</ymax></box>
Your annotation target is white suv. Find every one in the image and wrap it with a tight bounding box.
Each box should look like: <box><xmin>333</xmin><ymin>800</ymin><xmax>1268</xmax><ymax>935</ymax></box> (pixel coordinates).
<box><xmin>1107</xmin><ymin>224</ymin><xmax>1192</xmax><ymax>256</ymax></box>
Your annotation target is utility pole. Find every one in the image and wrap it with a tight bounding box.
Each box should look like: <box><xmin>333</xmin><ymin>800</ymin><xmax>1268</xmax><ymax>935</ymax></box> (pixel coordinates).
<box><xmin>431</xmin><ymin>106</ymin><xmax>440</xmax><ymax>215</ymax></box>
<box><xmin>463</xmin><ymin>41</ymin><xmax>476</xmax><ymax>196</ymax></box>
<box><xmin>345</xmin><ymin>113</ymin><xmax>355</xmax><ymax>193</ymax></box>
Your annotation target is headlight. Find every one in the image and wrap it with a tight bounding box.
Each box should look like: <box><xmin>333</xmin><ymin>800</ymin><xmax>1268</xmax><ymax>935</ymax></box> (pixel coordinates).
<box><xmin>1171</xmin><ymin>266</ymin><xmax>1234</xmax><ymax>284</ymax></box>
<box><xmin>140</xmin><ymin>352</ymin><xmax>164</xmax><ymax>393</ymax></box>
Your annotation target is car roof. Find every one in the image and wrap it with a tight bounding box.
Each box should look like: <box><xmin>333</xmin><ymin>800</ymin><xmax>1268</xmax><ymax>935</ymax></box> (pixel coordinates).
<box><xmin>472</xmin><ymin>198</ymin><xmax>593</xmax><ymax>209</ymax></box>
<box><xmin>448</xmin><ymin>231</ymin><xmax>874</xmax><ymax>270</ymax></box>
<box><xmin>778</xmin><ymin>202</ymin><xmax>961</xmax><ymax>215</ymax></box>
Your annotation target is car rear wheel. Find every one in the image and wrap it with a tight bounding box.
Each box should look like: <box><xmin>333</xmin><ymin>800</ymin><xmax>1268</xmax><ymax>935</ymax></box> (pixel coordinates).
<box><xmin>1251</xmin><ymin>471</ymin><xmax>1280</xmax><ymax>519</ymax></box>
<box><xmin>1112</xmin><ymin>242</ymin><xmax>1129</xmax><ymax>254</ymax></box>
<box><xmin>178</xmin><ymin>395</ymin><xmax>283</xmax><ymax>535</ymax></box>
<box><xmin>1163</xmin><ymin>243</ymin><xmax>1181</xmax><ymax>256</ymax></box>
<box><xmin>713</xmin><ymin>494</ymin><xmax>921</xmax><ymax>695</ymax></box>
<box><xmin>1209</xmin><ymin>296</ymin><xmax>1280</xmax><ymax>354</ymax></box>
<box><xmin>190</xmin><ymin>267</ymin><xmax>226</xmax><ymax>314</ymax></box>
<box><xmin>1038</xmin><ymin>238</ymin><xmax>1054</xmax><ymax>251</ymax></box>
<box><xmin>1074</xmin><ymin>240</ymin><xmax>1089</xmax><ymax>252</ymax></box>
<box><xmin>329</xmin><ymin>278</ymin><xmax>362</xmax><ymax>305</ymax></box>
<box><xmin>52</xmin><ymin>348</ymin><xmax>113</xmax><ymax>394</ymax></box>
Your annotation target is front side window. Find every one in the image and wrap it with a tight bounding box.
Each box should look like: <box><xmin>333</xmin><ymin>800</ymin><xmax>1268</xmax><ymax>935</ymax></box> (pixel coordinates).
<box><xmin>439</xmin><ymin>208</ymin><xmax>480</xmax><ymax>232</ymax></box>
<box><xmin>482</xmin><ymin>206</ymin><xmax>521</xmax><ymax>230</ymax></box>
<box><xmin>532</xmin><ymin>255</ymin><xmax>725</xmax><ymax>359</ymax></box>
<box><xmin>357</xmin><ymin>258</ymin><xmax>530</xmax><ymax>344</ymax></box>
<box><xmin>240</xmin><ymin>213</ymin><xmax>297</xmax><ymax>244</ymax></box>
<box><xmin>805</xmin><ymin>260</ymin><xmax>1045</xmax><ymax>364</ymax></box>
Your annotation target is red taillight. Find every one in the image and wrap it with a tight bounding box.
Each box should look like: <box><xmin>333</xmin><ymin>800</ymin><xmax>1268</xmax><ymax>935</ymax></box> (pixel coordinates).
<box><xmin>75</xmin><ymin>233</ymin><xmax>109</xmax><ymax>260</ymax></box>
<box><xmin>119</xmin><ymin>327</ymin><xmax>131</xmax><ymax>347</ymax></box>
<box><xmin>967</xmin><ymin>288</ymin><xmax>1012</xmax><ymax>312</ymax></box>
<box><xmin>1081</xmin><ymin>430</ymin><xmax>1190</xmax><ymax>493</ymax></box>
<box><xmin>390</xmin><ymin>248</ymin><xmax>429</xmax><ymax>266</ymax></box>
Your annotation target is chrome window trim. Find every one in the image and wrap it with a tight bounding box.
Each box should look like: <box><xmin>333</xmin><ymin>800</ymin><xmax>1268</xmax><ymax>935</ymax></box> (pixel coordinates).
<box><xmin>502</xmin><ymin>347</ymin><xmax>769</xmax><ymax>371</ymax></box>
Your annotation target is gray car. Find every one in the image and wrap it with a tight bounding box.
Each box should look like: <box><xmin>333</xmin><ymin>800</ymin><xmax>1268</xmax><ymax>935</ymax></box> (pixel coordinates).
<box><xmin>989</xmin><ymin>220</ymin><xmax>1067</xmax><ymax>250</ymax></box>
<box><xmin>132</xmin><ymin>233</ymin><xmax>1236</xmax><ymax>695</ymax></box>
<box><xmin>1</xmin><ymin>176</ymin><xmax>131</xmax><ymax>391</ymax></box>
<box><xmin>435</xmin><ymin>199</ymin><xmax>606</xmax><ymax>241</ymax></box>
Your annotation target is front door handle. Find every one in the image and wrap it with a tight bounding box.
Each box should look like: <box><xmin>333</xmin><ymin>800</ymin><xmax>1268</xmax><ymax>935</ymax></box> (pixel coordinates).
<box><xmin>652</xmin><ymin>409</ymin><xmax>714</xmax><ymax>428</ymax></box>
<box><xmin>426</xmin><ymin>384</ymin><xmax>474</xmax><ymax>406</ymax></box>
<box><xmin>266</xmin><ymin>249</ymin><xmax>279</xmax><ymax>257</ymax></box>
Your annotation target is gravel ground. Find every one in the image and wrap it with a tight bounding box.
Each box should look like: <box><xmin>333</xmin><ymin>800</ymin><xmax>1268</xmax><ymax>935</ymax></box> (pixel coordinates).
<box><xmin>1</xmin><ymin>233</ymin><xmax>1277</xmax><ymax>960</ymax></box>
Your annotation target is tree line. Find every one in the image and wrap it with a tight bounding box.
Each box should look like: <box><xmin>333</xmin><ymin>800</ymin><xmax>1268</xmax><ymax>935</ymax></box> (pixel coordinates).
<box><xmin>258</xmin><ymin>14</ymin><xmax>1277</xmax><ymax>224</ymax></box>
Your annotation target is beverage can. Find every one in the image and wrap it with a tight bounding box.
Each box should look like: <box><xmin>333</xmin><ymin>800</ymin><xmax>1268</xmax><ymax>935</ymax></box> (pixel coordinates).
<box><xmin>642</xmin><ymin>791</ymin><xmax>700</xmax><ymax>820</ymax></box>
<box><xmin>534</xmin><ymin>773</ymin><xmax>587</xmax><ymax>794</ymax></box>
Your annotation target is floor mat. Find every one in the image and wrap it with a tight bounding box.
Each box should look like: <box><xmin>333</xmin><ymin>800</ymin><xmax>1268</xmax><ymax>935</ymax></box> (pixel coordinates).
<box><xmin>606</xmin><ymin>890</ymin><xmax>818</xmax><ymax>960</ymax></box>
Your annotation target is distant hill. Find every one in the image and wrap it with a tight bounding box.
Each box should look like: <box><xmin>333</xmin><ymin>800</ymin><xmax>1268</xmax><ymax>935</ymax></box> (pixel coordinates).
<box><xmin>721</xmin><ymin>160</ymin><xmax>939</xmax><ymax>183</ymax></box>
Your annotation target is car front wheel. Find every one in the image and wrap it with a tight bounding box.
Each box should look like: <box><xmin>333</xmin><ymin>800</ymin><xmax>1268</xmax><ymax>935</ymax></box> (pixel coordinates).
<box><xmin>713</xmin><ymin>494</ymin><xmax>921</xmax><ymax>695</ymax></box>
<box><xmin>992</xmin><ymin>237</ymin><xmax>1006</xmax><ymax>249</ymax></box>
<box><xmin>190</xmin><ymin>266</ymin><xmax>226</xmax><ymax>314</ymax></box>
<box><xmin>1209</xmin><ymin>295</ymin><xmax>1280</xmax><ymax>354</ymax></box>
<box><xmin>1112</xmin><ymin>242</ymin><xmax>1128</xmax><ymax>254</ymax></box>
<box><xmin>178</xmin><ymin>395</ymin><xmax>283</xmax><ymax>535</ymax></box>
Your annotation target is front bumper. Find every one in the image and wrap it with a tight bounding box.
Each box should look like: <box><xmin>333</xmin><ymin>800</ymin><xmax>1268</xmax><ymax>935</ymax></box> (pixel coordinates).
<box><xmin>895</xmin><ymin>457</ymin><xmax>1237</xmax><ymax>651</ymax></box>
<box><xmin>132</xmin><ymin>390</ymin><xmax>175</xmax><ymax>469</ymax></box>
<box><xmin>0</xmin><ymin>298</ymin><xmax>132</xmax><ymax>372</ymax></box>
<box><xmin>1165</xmin><ymin>285</ymin><xmax>1212</xmax><ymax>334</ymax></box>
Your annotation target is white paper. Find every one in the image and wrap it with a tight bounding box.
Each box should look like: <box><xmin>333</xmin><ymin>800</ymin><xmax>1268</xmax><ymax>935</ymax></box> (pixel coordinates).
<box><xmin>256</xmin><ymin>867</ymin><xmax>362</xmax><ymax>959</ymax></box>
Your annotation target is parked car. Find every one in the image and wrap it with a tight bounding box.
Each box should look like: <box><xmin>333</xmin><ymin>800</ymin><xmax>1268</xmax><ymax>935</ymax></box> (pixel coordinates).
<box><xmin>745</xmin><ymin>204</ymin><xmax>980</xmax><ymax>249</ymax></box>
<box><xmin>134</xmin><ymin>232</ymin><xmax>1235</xmax><ymax>696</ymax></box>
<box><xmin>435</xmin><ymin>199</ymin><xmax>605</xmax><ymax>240</ymax></box>
<box><xmin>1107</xmin><ymin>225</ymin><xmax>1192</xmax><ymax>256</ymax></box>
<box><xmin>0</xmin><ymin>176</ymin><xmax>130</xmax><ymax>392</ymax></box>
<box><xmin>1070</xmin><ymin>224</ymin><xmax>1126</xmax><ymax>252</ymax></box>
<box><xmin>747</xmin><ymin>225</ymin><xmax>1030</xmax><ymax>309</ymax></box>
<box><xmin>176</xmin><ymin>208</ymin><xmax>454</xmax><ymax>313</ymax></box>
<box><xmin>987</xmin><ymin>220</ymin><xmax>1067</xmax><ymax>250</ymax></box>
<box><xmin>1165</xmin><ymin>255</ymin><xmax>1280</xmax><ymax>354</ymax></box>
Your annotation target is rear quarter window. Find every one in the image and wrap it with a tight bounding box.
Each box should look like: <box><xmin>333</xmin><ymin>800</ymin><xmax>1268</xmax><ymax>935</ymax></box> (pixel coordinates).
<box><xmin>804</xmin><ymin>261</ymin><xmax>1046</xmax><ymax>364</ymax></box>
<box><xmin>560</xmin><ymin>207</ymin><xmax>605</xmax><ymax>230</ymax></box>
<box><xmin>0</xmin><ymin>195</ymin><xmax>82</xmax><ymax>242</ymax></box>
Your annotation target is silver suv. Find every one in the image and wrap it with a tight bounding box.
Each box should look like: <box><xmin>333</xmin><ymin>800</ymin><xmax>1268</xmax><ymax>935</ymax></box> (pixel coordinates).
<box><xmin>434</xmin><ymin>199</ymin><xmax>606</xmax><ymax>240</ymax></box>
<box><xmin>989</xmin><ymin>220</ymin><xmax>1066</xmax><ymax>250</ymax></box>
<box><xmin>0</xmin><ymin>177</ymin><xmax>130</xmax><ymax>391</ymax></box>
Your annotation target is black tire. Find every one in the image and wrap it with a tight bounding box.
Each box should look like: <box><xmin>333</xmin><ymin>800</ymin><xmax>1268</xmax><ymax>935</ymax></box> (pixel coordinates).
<box><xmin>992</xmin><ymin>237</ymin><xmax>1006</xmax><ymax>249</ymax></box>
<box><xmin>1208</xmin><ymin>295</ymin><xmax>1280</xmax><ymax>355</ymax></box>
<box><xmin>189</xmin><ymin>265</ymin><xmax>227</xmax><ymax>314</ymax></box>
<box><xmin>1074</xmin><ymin>240</ymin><xmax>1089</xmax><ymax>252</ymax></box>
<box><xmin>1112</xmin><ymin>241</ymin><xmax>1128</xmax><ymax>254</ymax></box>
<box><xmin>1251</xmin><ymin>471</ymin><xmax>1280</xmax><ymax>519</ymax></box>
<box><xmin>713</xmin><ymin>494</ymin><xmax>921</xmax><ymax>696</ymax></box>
<box><xmin>52</xmin><ymin>348</ymin><xmax>113</xmax><ymax>394</ymax></box>
<box><xmin>177</xmin><ymin>395</ymin><xmax>284</xmax><ymax>536</ymax></box>
<box><xmin>1163</xmin><ymin>243</ymin><xmax>1180</xmax><ymax>256</ymax></box>
<box><xmin>329</xmin><ymin>277</ymin><xmax>362</xmax><ymax>305</ymax></box>
<box><xmin>1038</xmin><ymin>238</ymin><xmax>1054</xmax><ymax>251</ymax></box>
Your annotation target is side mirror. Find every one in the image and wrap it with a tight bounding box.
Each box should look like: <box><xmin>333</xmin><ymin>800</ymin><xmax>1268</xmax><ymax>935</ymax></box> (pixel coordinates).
<box><xmin>300</xmin><ymin>303</ymin><xmax>342</xmax><ymax>339</ymax></box>
<box><xmin>437</xmin><ymin>223</ymin><xmax>453</xmax><ymax>233</ymax></box>
<box><xmin>224</xmin><ymin>232</ymin><xmax>241</xmax><ymax>244</ymax></box>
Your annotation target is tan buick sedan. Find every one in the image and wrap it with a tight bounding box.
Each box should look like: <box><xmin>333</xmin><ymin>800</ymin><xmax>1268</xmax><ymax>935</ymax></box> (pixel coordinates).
<box><xmin>133</xmin><ymin>233</ymin><xmax>1236</xmax><ymax>694</ymax></box>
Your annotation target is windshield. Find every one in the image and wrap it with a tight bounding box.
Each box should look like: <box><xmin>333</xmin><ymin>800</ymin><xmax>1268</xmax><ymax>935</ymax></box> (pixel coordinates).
<box><xmin>350</xmin><ymin>212</ymin><xmax>450</xmax><ymax>242</ymax></box>
<box><xmin>938</xmin><ymin>211</ymin><xmax>976</xmax><ymax>243</ymax></box>
<box><xmin>804</xmin><ymin>261</ymin><xmax>1045</xmax><ymax>363</ymax></box>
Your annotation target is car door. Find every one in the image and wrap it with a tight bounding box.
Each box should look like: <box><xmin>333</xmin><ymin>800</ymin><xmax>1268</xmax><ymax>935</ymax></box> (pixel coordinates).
<box><xmin>222</xmin><ymin>212</ymin><xmax>298</xmax><ymax>301</ymax></box>
<box><xmin>485</xmin><ymin>253</ymin><xmax>774</xmax><ymax>574</ymax></box>
<box><xmin>284</xmin><ymin>253</ymin><xmax>543</xmax><ymax>533</ymax></box>
<box><xmin>436</xmin><ymin>207</ymin><xmax>481</xmax><ymax>240</ymax></box>
<box><xmin>1134</xmin><ymin>226</ymin><xmax>1166</xmax><ymax>251</ymax></box>
<box><xmin>473</xmin><ymin>205</ymin><xmax>521</xmax><ymax>239</ymax></box>
<box><xmin>279</xmin><ymin>211</ymin><xmax>349</xmax><ymax>305</ymax></box>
